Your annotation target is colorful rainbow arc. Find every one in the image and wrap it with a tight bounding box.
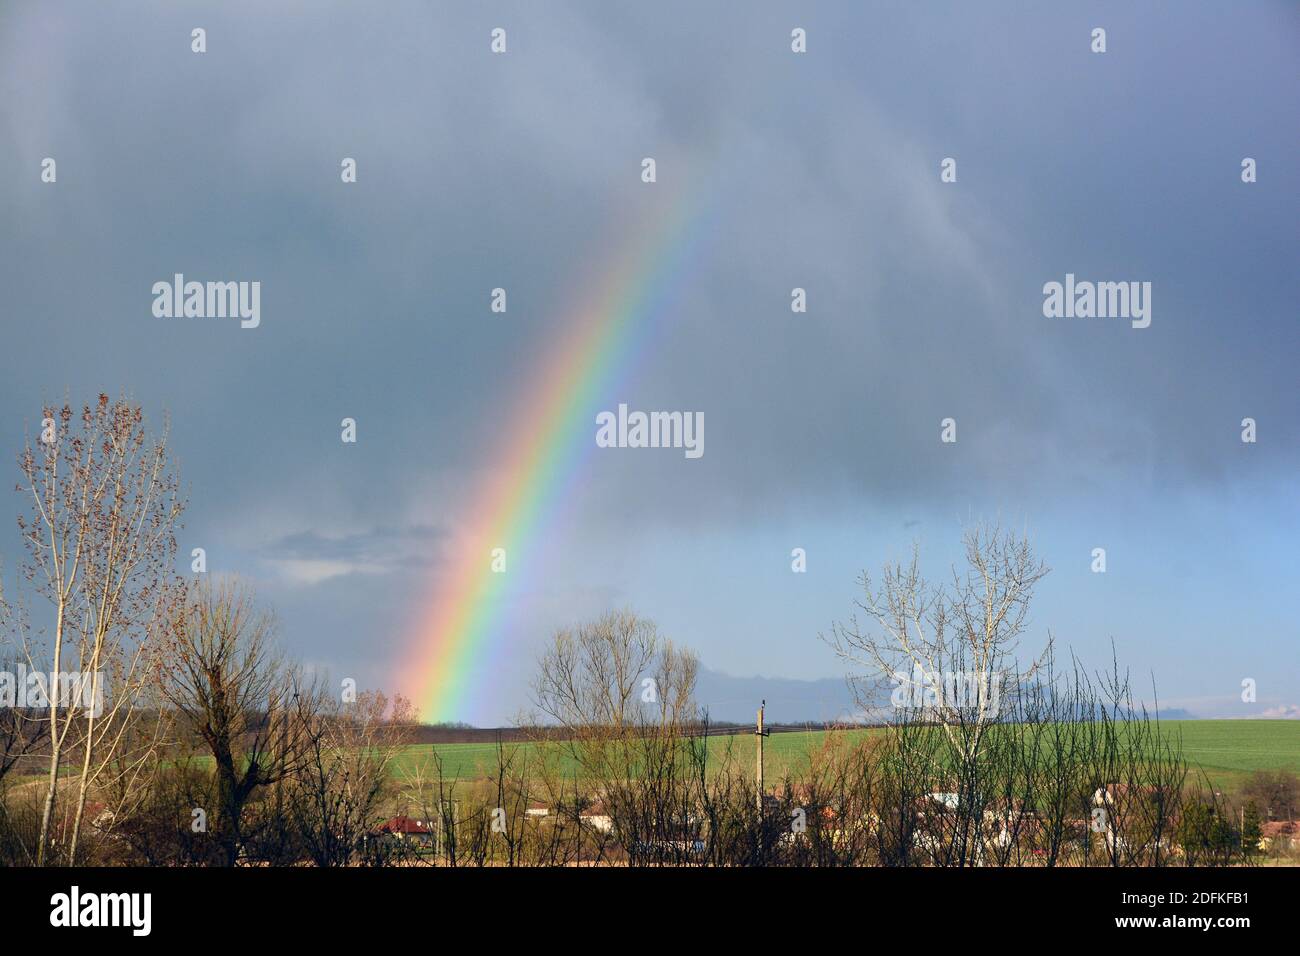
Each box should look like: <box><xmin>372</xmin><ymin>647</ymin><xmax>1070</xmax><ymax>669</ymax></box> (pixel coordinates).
<box><xmin>402</xmin><ymin>179</ymin><xmax>716</xmax><ymax>723</ymax></box>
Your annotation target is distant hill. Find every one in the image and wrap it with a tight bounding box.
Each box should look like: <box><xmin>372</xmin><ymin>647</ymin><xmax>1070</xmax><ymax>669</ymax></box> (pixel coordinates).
<box><xmin>693</xmin><ymin>668</ymin><xmax>867</xmax><ymax>725</ymax></box>
<box><xmin>691</xmin><ymin>668</ymin><xmax>1203</xmax><ymax>725</ymax></box>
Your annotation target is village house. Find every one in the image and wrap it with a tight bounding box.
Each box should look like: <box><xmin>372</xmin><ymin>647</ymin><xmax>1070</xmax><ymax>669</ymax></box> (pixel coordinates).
<box><xmin>579</xmin><ymin>802</ymin><xmax>613</xmax><ymax>833</ymax></box>
<box><xmin>374</xmin><ymin>816</ymin><xmax>436</xmax><ymax>847</ymax></box>
<box><xmin>1259</xmin><ymin>821</ymin><xmax>1299</xmax><ymax>853</ymax></box>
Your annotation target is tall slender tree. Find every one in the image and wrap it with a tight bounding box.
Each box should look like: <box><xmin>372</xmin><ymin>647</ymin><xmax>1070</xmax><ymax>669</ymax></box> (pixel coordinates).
<box><xmin>17</xmin><ymin>395</ymin><xmax>183</xmax><ymax>864</ymax></box>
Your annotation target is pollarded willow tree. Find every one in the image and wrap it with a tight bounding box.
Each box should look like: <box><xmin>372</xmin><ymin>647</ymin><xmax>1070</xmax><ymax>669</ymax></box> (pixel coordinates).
<box><xmin>155</xmin><ymin>577</ymin><xmax>320</xmax><ymax>867</ymax></box>
<box><xmin>17</xmin><ymin>395</ymin><xmax>184</xmax><ymax>865</ymax></box>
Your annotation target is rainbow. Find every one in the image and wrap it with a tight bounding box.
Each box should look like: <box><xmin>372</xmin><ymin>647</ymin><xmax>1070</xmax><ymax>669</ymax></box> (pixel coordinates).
<box><xmin>402</xmin><ymin>181</ymin><xmax>715</xmax><ymax>723</ymax></box>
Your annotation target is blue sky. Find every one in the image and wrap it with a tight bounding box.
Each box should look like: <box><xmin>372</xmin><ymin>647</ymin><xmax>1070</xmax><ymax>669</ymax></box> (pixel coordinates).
<box><xmin>1</xmin><ymin>1</ymin><xmax>1296</xmax><ymax>724</ymax></box>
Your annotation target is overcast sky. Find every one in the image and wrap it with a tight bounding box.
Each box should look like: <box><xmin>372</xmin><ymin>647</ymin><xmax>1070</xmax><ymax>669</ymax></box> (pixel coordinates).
<box><xmin>2</xmin><ymin>1</ymin><xmax>1296</xmax><ymax>724</ymax></box>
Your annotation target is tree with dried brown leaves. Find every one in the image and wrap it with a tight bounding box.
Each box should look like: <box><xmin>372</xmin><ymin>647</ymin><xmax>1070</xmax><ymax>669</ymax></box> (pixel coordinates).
<box><xmin>16</xmin><ymin>395</ymin><xmax>183</xmax><ymax>864</ymax></box>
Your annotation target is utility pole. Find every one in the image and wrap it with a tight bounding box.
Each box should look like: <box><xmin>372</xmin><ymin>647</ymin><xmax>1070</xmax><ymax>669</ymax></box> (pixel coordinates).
<box><xmin>755</xmin><ymin>700</ymin><xmax>769</xmax><ymax>813</ymax></box>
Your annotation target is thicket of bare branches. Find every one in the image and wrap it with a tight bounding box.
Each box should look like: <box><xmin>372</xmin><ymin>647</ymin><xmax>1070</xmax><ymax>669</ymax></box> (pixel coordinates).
<box><xmin>0</xmin><ymin>402</ymin><xmax>1283</xmax><ymax>868</ymax></box>
<box><xmin>288</xmin><ymin>689</ymin><xmax>414</xmax><ymax>866</ymax></box>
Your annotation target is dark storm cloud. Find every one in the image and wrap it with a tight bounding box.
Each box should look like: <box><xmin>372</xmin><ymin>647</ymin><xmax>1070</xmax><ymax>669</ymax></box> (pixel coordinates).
<box><xmin>1</xmin><ymin>1</ymin><xmax>1293</xmax><ymax>527</ymax></box>
<box><xmin>0</xmin><ymin>2</ymin><xmax>1295</xmax><ymax>721</ymax></box>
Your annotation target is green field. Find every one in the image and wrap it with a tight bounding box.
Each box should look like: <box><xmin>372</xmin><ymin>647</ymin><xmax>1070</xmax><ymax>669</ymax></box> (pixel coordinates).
<box><xmin>389</xmin><ymin>720</ymin><xmax>1300</xmax><ymax>797</ymax></box>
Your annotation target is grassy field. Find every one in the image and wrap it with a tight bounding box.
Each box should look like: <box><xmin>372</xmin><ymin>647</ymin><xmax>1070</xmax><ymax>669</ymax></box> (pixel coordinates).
<box><xmin>388</xmin><ymin>720</ymin><xmax>1300</xmax><ymax>797</ymax></box>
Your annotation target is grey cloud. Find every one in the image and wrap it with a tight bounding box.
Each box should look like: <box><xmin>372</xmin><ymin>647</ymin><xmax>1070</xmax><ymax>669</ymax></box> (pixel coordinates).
<box><xmin>0</xmin><ymin>1</ymin><xmax>1294</xmax><ymax>722</ymax></box>
<box><xmin>261</xmin><ymin>524</ymin><xmax>443</xmax><ymax>568</ymax></box>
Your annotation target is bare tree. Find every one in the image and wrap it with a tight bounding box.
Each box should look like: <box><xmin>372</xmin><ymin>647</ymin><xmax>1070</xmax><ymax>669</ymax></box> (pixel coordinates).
<box><xmin>0</xmin><ymin>586</ymin><xmax>47</xmax><ymax>790</ymax></box>
<box><xmin>824</xmin><ymin>524</ymin><xmax>1053</xmax><ymax>866</ymax></box>
<box><xmin>16</xmin><ymin>395</ymin><xmax>183</xmax><ymax>864</ymax></box>
<box><xmin>1242</xmin><ymin>770</ymin><xmax>1299</xmax><ymax>823</ymax></box>
<box><xmin>531</xmin><ymin>610</ymin><xmax>701</xmax><ymax>865</ymax></box>
<box><xmin>1</xmin><ymin>590</ymin><xmax>49</xmax><ymax>867</ymax></box>
<box><xmin>154</xmin><ymin>577</ymin><xmax>313</xmax><ymax>866</ymax></box>
<box><xmin>290</xmin><ymin>688</ymin><xmax>413</xmax><ymax>866</ymax></box>
<box><xmin>821</xmin><ymin>527</ymin><xmax>1202</xmax><ymax>868</ymax></box>
<box><xmin>826</xmin><ymin>524</ymin><xmax>1050</xmax><ymax>760</ymax></box>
